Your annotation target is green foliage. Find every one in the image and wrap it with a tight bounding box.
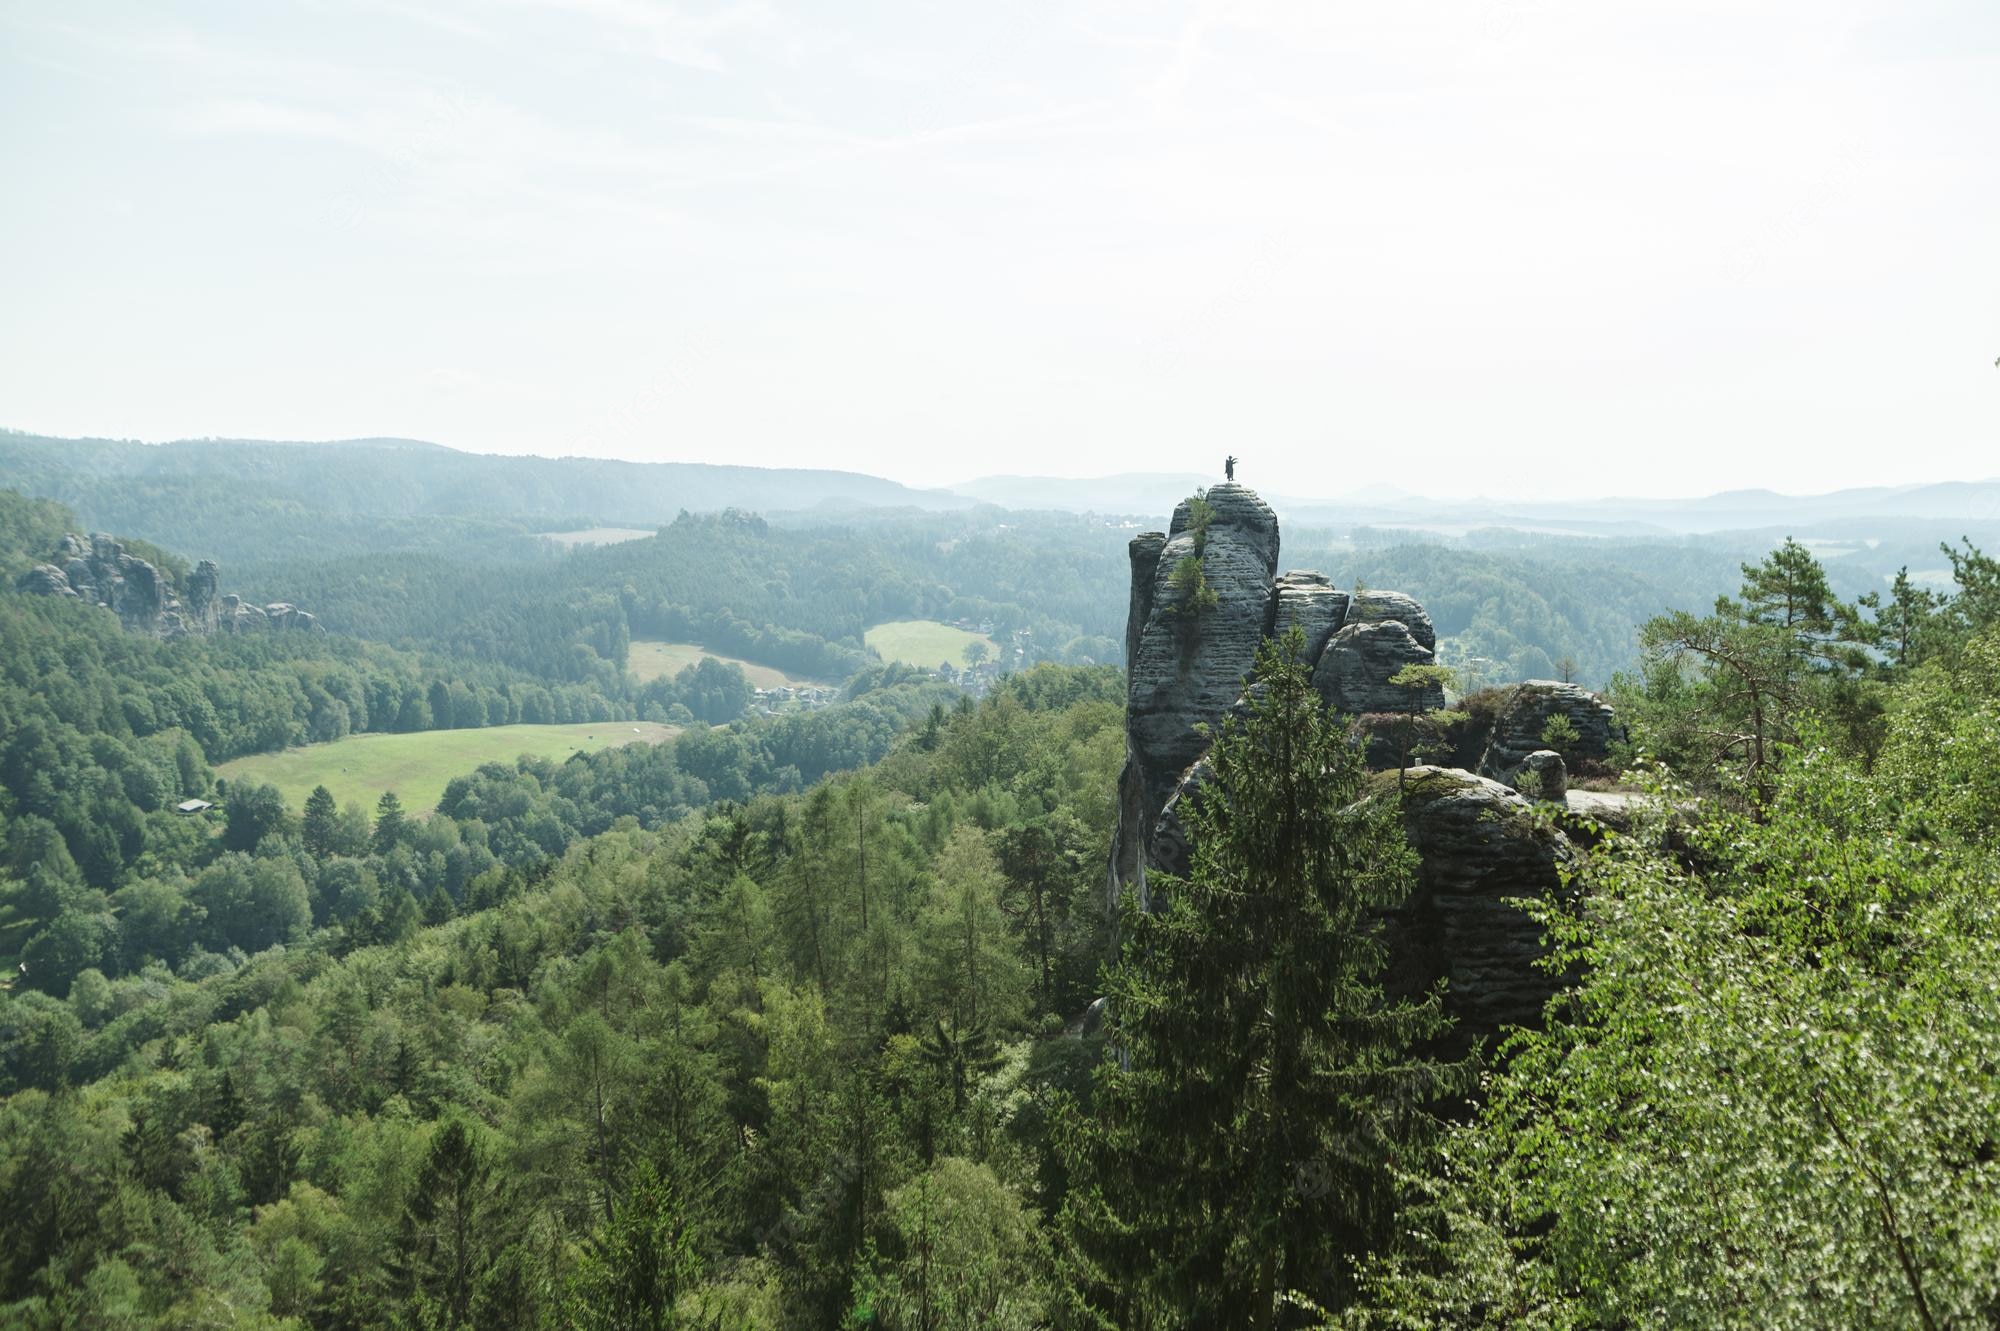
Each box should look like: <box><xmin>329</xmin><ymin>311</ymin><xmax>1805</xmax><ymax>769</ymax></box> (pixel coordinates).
<box><xmin>1184</xmin><ymin>492</ymin><xmax>1218</xmax><ymax>554</ymax></box>
<box><xmin>1058</xmin><ymin>632</ymin><xmax>1463</xmax><ymax>1326</ymax></box>
<box><xmin>1877</xmin><ymin>625</ymin><xmax>2000</xmax><ymax>837</ymax></box>
<box><xmin>0</xmin><ymin>667</ymin><xmax>1124</xmax><ymax>1325</ymax></box>
<box><xmin>1536</xmin><ymin>712</ymin><xmax>1578</xmax><ymax>753</ymax></box>
<box><xmin>1349</xmin><ymin>727</ymin><xmax>2000</xmax><ymax>1329</ymax></box>
<box><xmin>372</xmin><ymin>791</ymin><xmax>409</xmax><ymax>857</ymax></box>
<box><xmin>856</xmin><ymin>1156</ymin><xmax>1044</xmax><ymax>1329</ymax></box>
<box><xmin>562</xmin><ymin>1162</ymin><xmax>702</xmax><ymax>1329</ymax></box>
<box><xmin>302</xmin><ymin>785</ymin><xmax>339</xmax><ymax>859</ymax></box>
<box><xmin>1165</xmin><ymin>555</ymin><xmax>1219</xmax><ymax>620</ymax></box>
<box><xmin>1614</xmin><ymin>539</ymin><xmax>1898</xmax><ymax>798</ymax></box>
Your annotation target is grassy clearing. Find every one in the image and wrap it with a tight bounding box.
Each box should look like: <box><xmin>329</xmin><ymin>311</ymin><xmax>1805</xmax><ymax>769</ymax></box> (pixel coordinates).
<box><xmin>864</xmin><ymin>619</ymin><xmax>998</xmax><ymax>669</ymax></box>
<box><xmin>626</xmin><ymin>640</ymin><xmax>821</xmax><ymax>689</ymax></box>
<box><xmin>216</xmin><ymin>722</ymin><xmax>680</xmax><ymax>816</ymax></box>
<box><xmin>539</xmin><ymin>527</ymin><xmax>657</xmax><ymax>548</ymax></box>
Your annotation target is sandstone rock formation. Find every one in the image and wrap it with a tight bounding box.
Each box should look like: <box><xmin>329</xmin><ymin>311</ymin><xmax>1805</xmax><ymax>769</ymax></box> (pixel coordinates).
<box><xmin>186</xmin><ymin>560</ymin><xmax>220</xmax><ymax>632</ymax></box>
<box><xmin>1388</xmin><ymin>766</ymin><xmax>1573</xmax><ymax>1046</ymax></box>
<box><xmin>1107</xmin><ymin>482</ymin><xmax>1621</xmax><ymax>1052</ymax></box>
<box><xmin>1312</xmin><ymin>620</ymin><xmax>1442</xmax><ymax>714</ymax></box>
<box><xmin>1265</xmin><ymin>570</ymin><xmax>1347</xmax><ymax>663</ymax></box>
<box><xmin>14</xmin><ymin>533</ymin><xmax>321</xmax><ymax>639</ymax></box>
<box><xmin>1111</xmin><ymin>484</ymin><xmax>1447</xmax><ymax>906</ymax></box>
<box><xmin>1517</xmin><ymin>749</ymin><xmax>1568</xmax><ymax>802</ymax></box>
<box><xmin>1345</xmin><ymin>589</ymin><xmax>1436</xmax><ymax>651</ymax></box>
<box><xmin>18</xmin><ymin>564</ymin><xmax>78</xmax><ymax>599</ymax></box>
<box><xmin>1478</xmin><ymin>679</ymin><xmax>1619</xmax><ymax>782</ymax></box>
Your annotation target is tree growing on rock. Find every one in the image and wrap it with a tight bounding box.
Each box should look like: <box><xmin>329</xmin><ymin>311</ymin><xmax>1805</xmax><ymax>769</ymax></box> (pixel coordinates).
<box><xmin>1390</xmin><ymin>663</ymin><xmax>1457</xmax><ymax>788</ymax></box>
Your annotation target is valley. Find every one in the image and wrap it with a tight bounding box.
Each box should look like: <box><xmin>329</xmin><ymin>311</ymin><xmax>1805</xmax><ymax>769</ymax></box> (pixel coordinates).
<box><xmin>7</xmin><ymin>10</ymin><xmax>1994</xmax><ymax>1322</ymax></box>
<box><xmin>1</xmin><ymin>436</ymin><xmax>1997</xmax><ymax>1330</ymax></box>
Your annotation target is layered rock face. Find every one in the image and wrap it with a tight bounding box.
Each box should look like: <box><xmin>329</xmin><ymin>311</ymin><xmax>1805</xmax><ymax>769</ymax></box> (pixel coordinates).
<box><xmin>1108</xmin><ymin>482</ymin><xmax>1620</xmax><ymax>1051</ymax></box>
<box><xmin>1389</xmin><ymin>767</ymin><xmax>1573</xmax><ymax>1047</ymax></box>
<box><xmin>1517</xmin><ymin>749</ymin><xmax>1568</xmax><ymax>802</ymax></box>
<box><xmin>1312</xmin><ymin>620</ymin><xmax>1441</xmax><ymax>714</ymax></box>
<box><xmin>1266</xmin><ymin>571</ymin><xmax>1347</xmax><ymax>662</ymax></box>
<box><xmin>1478</xmin><ymin>679</ymin><xmax>1619</xmax><ymax>781</ymax></box>
<box><xmin>1122</xmin><ymin>484</ymin><xmax>1280</xmax><ymax>873</ymax></box>
<box><xmin>1111</xmin><ymin>483</ymin><xmax>1445</xmax><ymax>906</ymax></box>
<box><xmin>15</xmin><ymin>533</ymin><xmax>321</xmax><ymax>639</ymax></box>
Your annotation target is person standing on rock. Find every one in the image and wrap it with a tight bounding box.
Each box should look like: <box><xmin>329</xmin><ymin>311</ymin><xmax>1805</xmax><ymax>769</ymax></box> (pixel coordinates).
<box><xmin>1225</xmin><ymin>454</ymin><xmax>1237</xmax><ymax>482</ymax></box>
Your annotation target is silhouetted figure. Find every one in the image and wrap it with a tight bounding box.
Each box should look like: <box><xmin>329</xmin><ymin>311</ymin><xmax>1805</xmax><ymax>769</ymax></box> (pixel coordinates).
<box><xmin>1225</xmin><ymin>454</ymin><xmax>1237</xmax><ymax>482</ymax></box>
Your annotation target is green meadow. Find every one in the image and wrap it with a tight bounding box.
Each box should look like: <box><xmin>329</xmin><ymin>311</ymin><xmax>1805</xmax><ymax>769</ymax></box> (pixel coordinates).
<box><xmin>216</xmin><ymin>721</ymin><xmax>680</xmax><ymax>815</ymax></box>
<box><xmin>625</xmin><ymin>640</ymin><xmax>821</xmax><ymax>689</ymax></box>
<box><xmin>864</xmin><ymin>619</ymin><xmax>998</xmax><ymax>669</ymax></box>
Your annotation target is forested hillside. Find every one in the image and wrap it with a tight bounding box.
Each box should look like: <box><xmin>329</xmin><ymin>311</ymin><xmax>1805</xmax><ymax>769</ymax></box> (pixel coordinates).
<box><xmin>229</xmin><ymin>508</ymin><xmax>1133</xmax><ymax>684</ymax></box>
<box><xmin>3</xmin><ymin>531</ymin><xmax>1998</xmax><ymax>1327</ymax></box>
<box><xmin>0</xmin><ymin>434</ymin><xmax>964</xmax><ymax>565</ymax></box>
<box><xmin>0</xmin><ymin>488</ymin><xmax>978</xmax><ymax>1008</ymax></box>
<box><xmin>16</xmin><ymin>432</ymin><xmax>1988</xmax><ymax>696</ymax></box>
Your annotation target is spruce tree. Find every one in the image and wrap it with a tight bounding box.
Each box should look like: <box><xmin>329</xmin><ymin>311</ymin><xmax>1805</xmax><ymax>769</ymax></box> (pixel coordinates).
<box><xmin>373</xmin><ymin>790</ymin><xmax>408</xmax><ymax>857</ymax></box>
<box><xmin>301</xmin><ymin>785</ymin><xmax>338</xmax><ymax>859</ymax></box>
<box><xmin>1058</xmin><ymin>631</ymin><xmax>1463</xmax><ymax>1328</ymax></box>
<box><xmin>387</xmin><ymin>1119</ymin><xmax>494</xmax><ymax>1329</ymax></box>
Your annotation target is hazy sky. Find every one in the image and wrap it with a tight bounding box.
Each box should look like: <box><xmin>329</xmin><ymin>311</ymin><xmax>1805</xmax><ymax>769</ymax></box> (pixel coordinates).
<box><xmin>3</xmin><ymin>1</ymin><xmax>1996</xmax><ymax>499</ymax></box>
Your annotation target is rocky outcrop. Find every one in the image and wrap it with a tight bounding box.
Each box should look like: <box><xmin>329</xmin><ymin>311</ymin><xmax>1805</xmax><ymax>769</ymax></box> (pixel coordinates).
<box><xmin>1266</xmin><ymin>571</ymin><xmax>1348</xmax><ymax>663</ymax></box>
<box><xmin>1344</xmin><ymin>589</ymin><xmax>1436</xmax><ymax>652</ymax></box>
<box><xmin>185</xmin><ymin>560</ymin><xmax>220</xmax><ymax>632</ymax></box>
<box><xmin>14</xmin><ymin>533</ymin><xmax>321</xmax><ymax>639</ymax></box>
<box><xmin>1116</xmin><ymin>485</ymin><xmax>1280</xmax><ymax>906</ymax></box>
<box><xmin>1111</xmin><ymin>483</ymin><xmax>1449</xmax><ymax>907</ymax></box>
<box><xmin>1389</xmin><ymin>766</ymin><xmax>1574</xmax><ymax>1046</ymax></box>
<box><xmin>1312</xmin><ymin>620</ymin><xmax>1442</xmax><ymax>714</ymax></box>
<box><xmin>1107</xmin><ymin>479</ymin><xmax>1623</xmax><ymax>1054</ymax></box>
<box><xmin>1478</xmin><ymin>680</ymin><xmax>1619</xmax><ymax>782</ymax></box>
<box><xmin>1147</xmin><ymin>757</ymin><xmax>1212</xmax><ymax>881</ymax></box>
<box><xmin>1517</xmin><ymin>749</ymin><xmax>1568</xmax><ymax>802</ymax></box>
<box><xmin>17</xmin><ymin>564</ymin><xmax>78</xmax><ymax>599</ymax></box>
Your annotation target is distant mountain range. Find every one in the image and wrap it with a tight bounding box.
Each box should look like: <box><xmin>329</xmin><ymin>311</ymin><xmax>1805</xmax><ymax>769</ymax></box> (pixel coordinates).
<box><xmin>7</xmin><ymin>432</ymin><xmax>1997</xmax><ymax>550</ymax></box>
<box><xmin>949</xmin><ymin>472</ymin><xmax>2000</xmax><ymax>536</ymax></box>
<box><xmin>0</xmin><ymin>432</ymin><xmax>975</xmax><ymax>526</ymax></box>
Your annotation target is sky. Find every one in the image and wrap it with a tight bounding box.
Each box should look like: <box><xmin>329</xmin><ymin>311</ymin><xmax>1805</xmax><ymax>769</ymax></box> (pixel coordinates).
<box><xmin>1</xmin><ymin>0</ymin><xmax>1996</xmax><ymax>501</ymax></box>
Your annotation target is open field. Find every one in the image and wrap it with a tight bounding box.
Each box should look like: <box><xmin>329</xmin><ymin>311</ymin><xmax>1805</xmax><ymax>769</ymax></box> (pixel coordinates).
<box><xmin>216</xmin><ymin>722</ymin><xmax>680</xmax><ymax>815</ymax></box>
<box><xmin>864</xmin><ymin>619</ymin><xmax>998</xmax><ymax>668</ymax></box>
<box><xmin>626</xmin><ymin>640</ymin><xmax>822</xmax><ymax>689</ymax></box>
<box><xmin>539</xmin><ymin>527</ymin><xmax>656</xmax><ymax>548</ymax></box>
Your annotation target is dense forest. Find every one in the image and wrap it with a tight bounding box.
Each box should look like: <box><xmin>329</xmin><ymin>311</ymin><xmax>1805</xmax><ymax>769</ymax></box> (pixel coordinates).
<box><xmin>2</xmin><ymin>505</ymin><xmax>1998</xmax><ymax>1326</ymax></box>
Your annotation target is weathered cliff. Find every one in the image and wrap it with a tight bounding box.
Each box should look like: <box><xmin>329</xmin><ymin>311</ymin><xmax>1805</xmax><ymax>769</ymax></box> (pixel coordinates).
<box><xmin>1110</xmin><ymin>484</ymin><xmax>1448</xmax><ymax>907</ymax></box>
<box><xmin>15</xmin><ymin>533</ymin><xmax>321</xmax><ymax>639</ymax></box>
<box><xmin>1107</xmin><ymin>482</ymin><xmax>1620</xmax><ymax>1051</ymax></box>
<box><xmin>1478</xmin><ymin>679</ymin><xmax>1620</xmax><ymax>781</ymax></box>
<box><xmin>1120</xmin><ymin>483</ymin><xmax>1280</xmax><ymax>898</ymax></box>
<box><xmin>1386</xmin><ymin>766</ymin><xmax>1573</xmax><ymax>1047</ymax></box>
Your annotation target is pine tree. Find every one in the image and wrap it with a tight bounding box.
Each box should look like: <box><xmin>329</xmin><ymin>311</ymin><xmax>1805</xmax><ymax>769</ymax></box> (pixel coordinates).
<box><xmin>1058</xmin><ymin>631</ymin><xmax>1464</xmax><ymax>1328</ymax></box>
<box><xmin>373</xmin><ymin>791</ymin><xmax>407</xmax><ymax>857</ymax></box>
<box><xmin>1873</xmin><ymin>566</ymin><xmax>1946</xmax><ymax>671</ymax></box>
<box><xmin>301</xmin><ymin>785</ymin><xmax>339</xmax><ymax>859</ymax></box>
